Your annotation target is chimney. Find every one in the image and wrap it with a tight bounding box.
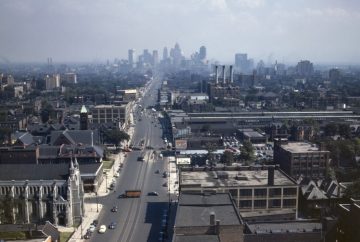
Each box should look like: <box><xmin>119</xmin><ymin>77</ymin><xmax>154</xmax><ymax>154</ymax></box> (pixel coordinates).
<box><xmin>215</xmin><ymin>220</ymin><xmax>220</xmax><ymax>235</ymax></box>
<box><xmin>210</xmin><ymin>212</ymin><xmax>215</xmax><ymax>226</ymax></box>
<box><xmin>222</xmin><ymin>65</ymin><xmax>226</xmax><ymax>84</ymax></box>
<box><xmin>229</xmin><ymin>65</ymin><xmax>234</xmax><ymax>83</ymax></box>
<box><xmin>215</xmin><ymin>65</ymin><xmax>219</xmax><ymax>84</ymax></box>
<box><xmin>268</xmin><ymin>165</ymin><xmax>275</xmax><ymax>186</ymax></box>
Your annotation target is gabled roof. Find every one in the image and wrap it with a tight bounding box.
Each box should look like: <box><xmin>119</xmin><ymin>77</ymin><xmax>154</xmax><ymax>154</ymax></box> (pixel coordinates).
<box><xmin>50</xmin><ymin>130</ymin><xmax>100</xmax><ymax>146</ymax></box>
<box><xmin>0</xmin><ymin>164</ymin><xmax>70</xmax><ymax>181</ymax></box>
<box><xmin>14</xmin><ymin>132</ymin><xmax>34</xmax><ymax>146</ymax></box>
<box><xmin>42</xmin><ymin>221</ymin><xmax>60</xmax><ymax>242</ymax></box>
<box><xmin>301</xmin><ymin>180</ymin><xmax>328</xmax><ymax>200</ymax></box>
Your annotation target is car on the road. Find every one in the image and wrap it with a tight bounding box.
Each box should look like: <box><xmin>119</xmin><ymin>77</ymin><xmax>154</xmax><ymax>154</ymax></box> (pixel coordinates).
<box><xmin>98</xmin><ymin>225</ymin><xmax>106</xmax><ymax>233</ymax></box>
<box><xmin>91</xmin><ymin>220</ymin><xmax>99</xmax><ymax>227</ymax></box>
<box><xmin>155</xmin><ymin>169</ymin><xmax>160</xmax><ymax>174</ymax></box>
<box><xmin>162</xmin><ymin>182</ymin><xmax>168</xmax><ymax>187</ymax></box>
<box><xmin>148</xmin><ymin>191</ymin><xmax>159</xmax><ymax>196</ymax></box>
<box><xmin>111</xmin><ymin>206</ymin><xmax>118</xmax><ymax>212</ymax></box>
<box><xmin>146</xmin><ymin>146</ymin><xmax>153</xmax><ymax>149</ymax></box>
<box><xmin>108</xmin><ymin>222</ymin><xmax>117</xmax><ymax>229</ymax></box>
<box><xmin>88</xmin><ymin>225</ymin><xmax>96</xmax><ymax>233</ymax></box>
<box><xmin>84</xmin><ymin>231</ymin><xmax>92</xmax><ymax>239</ymax></box>
<box><xmin>137</xmin><ymin>156</ymin><xmax>145</xmax><ymax>161</ymax></box>
<box><xmin>118</xmin><ymin>193</ymin><xmax>126</xmax><ymax>198</ymax></box>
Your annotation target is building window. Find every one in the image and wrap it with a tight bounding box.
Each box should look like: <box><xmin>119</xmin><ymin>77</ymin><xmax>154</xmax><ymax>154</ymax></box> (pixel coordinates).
<box><xmin>283</xmin><ymin>187</ymin><xmax>297</xmax><ymax>196</ymax></box>
<box><xmin>239</xmin><ymin>200</ymin><xmax>252</xmax><ymax>208</ymax></box>
<box><xmin>283</xmin><ymin>199</ymin><xmax>296</xmax><ymax>208</ymax></box>
<box><xmin>240</xmin><ymin>189</ymin><xmax>252</xmax><ymax>197</ymax></box>
<box><xmin>254</xmin><ymin>200</ymin><xmax>266</xmax><ymax>208</ymax></box>
<box><xmin>269</xmin><ymin>188</ymin><xmax>281</xmax><ymax>197</ymax></box>
<box><xmin>254</xmin><ymin>188</ymin><xmax>267</xmax><ymax>197</ymax></box>
<box><xmin>269</xmin><ymin>199</ymin><xmax>281</xmax><ymax>208</ymax></box>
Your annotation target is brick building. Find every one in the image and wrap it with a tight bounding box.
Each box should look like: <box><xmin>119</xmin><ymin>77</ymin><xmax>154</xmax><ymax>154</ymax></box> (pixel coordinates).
<box><xmin>274</xmin><ymin>141</ymin><xmax>329</xmax><ymax>179</ymax></box>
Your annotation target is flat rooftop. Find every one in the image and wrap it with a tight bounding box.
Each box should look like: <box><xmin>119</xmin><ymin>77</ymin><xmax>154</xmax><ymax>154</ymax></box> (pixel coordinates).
<box><xmin>175</xmin><ymin>235</ymin><xmax>219</xmax><ymax>242</ymax></box>
<box><xmin>176</xmin><ymin>193</ymin><xmax>242</xmax><ymax>227</ymax></box>
<box><xmin>180</xmin><ymin>169</ymin><xmax>296</xmax><ymax>187</ymax></box>
<box><xmin>247</xmin><ymin>221</ymin><xmax>322</xmax><ymax>234</ymax></box>
<box><xmin>280</xmin><ymin>142</ymin><xmax>328</xmax><ymax>153</ymax></box>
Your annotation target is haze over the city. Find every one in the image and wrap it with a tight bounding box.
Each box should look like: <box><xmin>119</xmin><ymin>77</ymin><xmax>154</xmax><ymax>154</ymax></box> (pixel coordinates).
<box><xmin>1</xmin><ymin>0</ymin><xmax>360</xmax><ymax>64</ymax></box>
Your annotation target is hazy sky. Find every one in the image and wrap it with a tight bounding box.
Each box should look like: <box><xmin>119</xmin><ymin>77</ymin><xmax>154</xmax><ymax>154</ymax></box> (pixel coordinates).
<box><xmin>1</xmin><ymin>0</ymin><xmax>360</xmax><ymax>64</ymax></box>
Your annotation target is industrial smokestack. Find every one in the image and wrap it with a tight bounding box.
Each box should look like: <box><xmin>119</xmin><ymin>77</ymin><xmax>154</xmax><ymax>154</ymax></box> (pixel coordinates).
<box><xmin>229</xmin><ymin>65</ymin><xmax>234</xmax><ymax>83</ymax></box>
<box><xmin>215</xmin><ymin>65</ymin><xmax>219</xmax><ymax>84</ymax></box>
<box><xmin>222</xmin><ymin>65</ymin><xmax>226</xmax><ymax>84</ymax></box>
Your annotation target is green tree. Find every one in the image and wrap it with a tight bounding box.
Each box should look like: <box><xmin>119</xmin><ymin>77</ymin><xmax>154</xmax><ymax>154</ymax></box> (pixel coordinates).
<box><xmin>221</xmin><ymin>150</ymin><xmax>234</xmax><ymax>165</ymax></box>
<box><xmin>205</xmin><ymin>142</ymin><xmax>217</xmax><ymax>165</ymax></box>
<box><xmin>103</xmin><ymin>130</ymin><xmax>130</xmax><ymax>145</ymax></box>
<box><xmin>324</xmin><ymin>123</ymin><xmax>338</xmax><ymax>136</ymax></box>
<box><xmin>338</xmin><ymin>123</ymin><xmax>351</xmax><ymax>138</ymax></box>
<box><xmin>240</xmin><ymin>140</ymin><xmax>255</xmax><ymax>165</ymax></box>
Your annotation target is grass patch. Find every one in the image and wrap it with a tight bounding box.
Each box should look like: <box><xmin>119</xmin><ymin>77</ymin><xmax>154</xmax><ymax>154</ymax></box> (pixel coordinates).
<box><xmin>60</xmin><ymin>231</ymin><xmax>73</xmax><ymax>242</ymax></box>
<box><xmin>102</xmin><ymin>159</ymin><xmax>115</xmax><ymax>170</ymax></box>
<box><xmin>0</xmin><ymin>231</ymin><xmax>27</xmax><ymax>240</ymax></box>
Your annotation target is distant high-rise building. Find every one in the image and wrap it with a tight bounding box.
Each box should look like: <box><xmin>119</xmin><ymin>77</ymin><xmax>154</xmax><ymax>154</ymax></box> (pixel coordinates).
<box><xmin>171</xmin><ymin>43</ymin><xmax>183</xmax><ymax>66</ymax></box>
<box><xmin>63</xmin><ymin>73</ymin><xmax>77</xmax><ymax>84</ymax></box>
<box><xmin>152</xmin><ymin>50</ymin><xmax>159</xmax><ymax>66</ymax></box>
<box><xmin>235</xmin><ymin>53</ymin><xmax>251</xmax><ymax>73</ymax></box>
<box><xmin>296</xmin><ymin>60</ymin><xmax>314</xmax><ymax>77</ymax></box>
<box><xmin>163</xmin><ymin>47</ymin><xmax>168</xmax><ymax>60</ymax></box>
<box><xmin>45</xmin><ymin>74</ymin><xmax>61</xmax><ymax>90</ymax></box>
<box><xmin>128</xmin><ymin>49</ymin><xmax>135</xmax><ymax>67</ymax></box>
<box><xmin>199</xmin><ymin>46</ymin><xmax>206</xmax><ymax>60</ymax></box>
<box><xmin>329</xmin><ymin>68</ymin><xmax>341</xmax><ymax>84</ymax></box>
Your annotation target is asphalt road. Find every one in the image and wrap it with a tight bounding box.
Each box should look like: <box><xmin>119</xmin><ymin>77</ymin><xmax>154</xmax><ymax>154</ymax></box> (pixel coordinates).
<box><xmin>88</xmin><ymin>78</ymin><xmax>171</xmax><ymax>242</ymax></box>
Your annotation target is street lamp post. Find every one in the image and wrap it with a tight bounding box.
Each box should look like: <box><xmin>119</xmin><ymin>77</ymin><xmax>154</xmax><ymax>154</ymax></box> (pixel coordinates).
<box><xmin>96</xmin><ymin>192</ymin><xmax>99</xmax><ymax>213</ymax></box>
<box><xmin>105</xmin><ymin>173</ymin><xmax>108</xmax><ymax>193</ymax></box>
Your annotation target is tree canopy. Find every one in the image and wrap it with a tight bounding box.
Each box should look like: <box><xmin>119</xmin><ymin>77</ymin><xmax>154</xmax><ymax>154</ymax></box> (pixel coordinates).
<box><xmin>103</xmin><ymin>130</ymin><xmax>130</xmax><ymax>145</ymax></box>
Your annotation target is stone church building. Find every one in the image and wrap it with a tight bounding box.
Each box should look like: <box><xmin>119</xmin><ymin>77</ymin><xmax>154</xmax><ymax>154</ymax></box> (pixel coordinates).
<box><xmin>0</xmin><ymin>158</ymin><xmax>84</xmax><ymax>226</ymax></box>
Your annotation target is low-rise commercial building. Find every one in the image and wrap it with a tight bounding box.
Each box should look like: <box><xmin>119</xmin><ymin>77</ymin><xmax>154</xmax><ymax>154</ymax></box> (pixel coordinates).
<box><xmin>274</xmin><ymin>141</ymin><xmax>329</xmax><ymax>179</ymax></box>
<box><xmin>91</xmin><ymin>104</ymin><xmax>131</xmax><ymax>130</ymax></box>
<box><xmin>173</xmin><ymin>192</ymin><xmax>244</xmax><ymax>242</ymax></box>
<box><xmin>179</xmin><ymin>166</ymin><xmax>298</xmax><ymax>222</ymax></box>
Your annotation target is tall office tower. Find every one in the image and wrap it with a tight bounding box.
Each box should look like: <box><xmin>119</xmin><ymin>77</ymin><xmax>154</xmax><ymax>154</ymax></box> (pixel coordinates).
<box><xmin>128</xmin><ymin>49</ymin><xmax>135</xmax><ymax>67</ymax></box>
<box><xmin>152</xmin><ymin>50</ymin><xmax>159</xmax><ymax>66</ymax></box>
<box><xmin>172</xmin><ymin>43</ymin><xmax>183</xmax><ymax>66</ymax></box>
<box><xmin>199</xmin><ymin>46</ymin><xmax>206</xmax><ymax>60</ymax></box>
<box><xmin>235</xmin><ymin>53</ymin><xmax>249</xmax><ymax>72</ymax></box>
<box><xmin>296</xmin><ymin>60</ymin><xmax>314</xmax><ymax>77</ymax></box>
<box><xmin>163</xmin><ymin>47</ymin><xmax>168</xmax><ymax>60</ymax></box>
<box><xmin>329</xmin><ymin>68</ymin><xmax>341</xmax><ymax>84</ymax></box>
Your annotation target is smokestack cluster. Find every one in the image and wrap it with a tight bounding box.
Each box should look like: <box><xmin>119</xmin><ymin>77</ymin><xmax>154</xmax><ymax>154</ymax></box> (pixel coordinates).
<box><xmin>214</xmin><ymin>65</ymin><xmax>234</xmax><ymax>85</ymax></box>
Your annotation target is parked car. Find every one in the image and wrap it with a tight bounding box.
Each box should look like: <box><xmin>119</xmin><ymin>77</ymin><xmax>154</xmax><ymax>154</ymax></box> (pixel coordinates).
<box><xmin>91</xmin><ymin>220</ymin><xmax>99</xmax><ymax>227</ymax></box>
<box><xmin>88</xmin><ymin>225</ymin><xmax>96</xmax><ymax>233</ymax></box>
<box><xmin>84</xmin><ymin>231</ymin><xmax>92</xmax><ymax>239</ymax></box>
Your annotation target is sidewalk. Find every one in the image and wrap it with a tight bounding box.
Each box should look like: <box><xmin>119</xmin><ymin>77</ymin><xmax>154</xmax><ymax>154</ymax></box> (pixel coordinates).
<box><xmin>64</xmin><ymin>112</ymin><xmax>136</xmax><ymax>242</ymax></box>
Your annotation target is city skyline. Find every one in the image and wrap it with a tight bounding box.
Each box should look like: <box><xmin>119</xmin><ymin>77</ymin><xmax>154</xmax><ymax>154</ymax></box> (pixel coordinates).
<box><xmin>1</xmin><ymin>0</ymin><xmax>360</xmax><ymax>64</ymax></box>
